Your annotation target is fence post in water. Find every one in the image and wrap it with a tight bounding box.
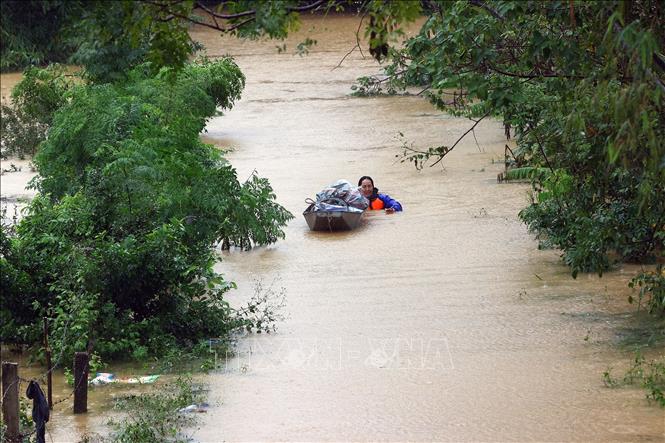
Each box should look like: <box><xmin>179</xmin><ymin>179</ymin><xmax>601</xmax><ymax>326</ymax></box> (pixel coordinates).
<box><xmin>43</xmin><ymin>317</ymin><xmax>53</xmax><ymax>409</ymax></box>
<box><xmin>73</xmin><ymin>352</ymin><xmax>89</xmax><ymax>414</ymax></box>
<box><xmin>1</xmin><ymin>361</ymin><xmax>20</xmax><ymax>441</ymax></box>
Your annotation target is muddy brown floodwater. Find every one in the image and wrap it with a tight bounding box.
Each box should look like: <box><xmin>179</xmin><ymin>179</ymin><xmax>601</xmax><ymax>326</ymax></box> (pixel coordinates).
<box><xmin>1</xmin><ymin>14</ymin><xmax>663</xmax><ymax>443</ymax></box>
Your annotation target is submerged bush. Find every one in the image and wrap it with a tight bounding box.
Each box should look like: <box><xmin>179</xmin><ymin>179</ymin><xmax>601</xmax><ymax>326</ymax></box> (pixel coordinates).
<box><xmin>603</xmin><ymin>353</ymin><xmax>665</xmax><ymax>407</ymax></box>
<box><xmin>1</xmin><ymin>59</ymin><xmax>293</xmax><ymax>359</ymax></box>
<box><xmin>629</xmin><ymin>265</ymin><xmax>665</xmax><ymax>316</ymax></box>
<box><xmin>108</xmin><ymin>376</ymin><xmax>203</xmax><ymax>442</ymax></box>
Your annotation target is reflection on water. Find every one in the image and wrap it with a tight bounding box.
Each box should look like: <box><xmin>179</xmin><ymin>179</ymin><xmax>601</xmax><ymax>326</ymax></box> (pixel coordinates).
<box><xmin>1</xmin><ymin>14</ymin><xmax>663</xmax><ymax>443</ymax></box>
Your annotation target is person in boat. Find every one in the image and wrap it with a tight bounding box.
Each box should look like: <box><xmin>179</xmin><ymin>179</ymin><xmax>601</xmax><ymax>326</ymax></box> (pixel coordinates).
<box><xmin>358</xmin><ymin>176</ymin><xmax>403</xmax><ymax>213</ymax></box>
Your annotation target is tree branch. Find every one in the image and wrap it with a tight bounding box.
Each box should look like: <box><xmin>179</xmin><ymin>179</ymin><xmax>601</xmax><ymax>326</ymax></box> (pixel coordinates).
<box><xmin>400</xmin><ymin>111</ymin><xmax>492</xmax><ymax>169</ymax></box>
<box><xmin>332</xmin><ymin>8</ymin><xmax>368</xmax><ymax>70</ymax></box>
<box><xmin>333</xmin><ymin>45</ymin><xmax>359</xmax><ymax>70</ymax></box>
<box><xmin>486</xmin><ymin>63</ymin><xmax>584</xmax><ymax>80</ymax></box>
<box><xmin>429</xmin><ymin>110</ymin><xmax>491</xmax><ymax>167</ymax></box>
<box><xmin>143</xmin><ymin>0</ymin><xmax>325</xmax><ymax>33</ymax></box>
<box><xmin>194</xmin><ymin>1</ymin><xmax>256</xmax><ymax>20</ymax></box>
<box><xmin>468</xmin><ymin>0</ymin><xmax>504</xmax><ymax>21</ymax></box>
<box><xmin>194</xmin><ymin>0</ymin><xmax>325</xmax><ymax>20</ymax></box>
<box><xmin>529</xmin><ymin>124</ymin><xmax>555</xmax><ymax>175</ymax></box>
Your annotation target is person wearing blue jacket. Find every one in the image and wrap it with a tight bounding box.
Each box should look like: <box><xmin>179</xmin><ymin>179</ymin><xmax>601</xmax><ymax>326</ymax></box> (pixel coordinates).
<box><xmin>358</xmin><ymin>176</ymin><xmax>403</xmax><ymax>213</ymax></box>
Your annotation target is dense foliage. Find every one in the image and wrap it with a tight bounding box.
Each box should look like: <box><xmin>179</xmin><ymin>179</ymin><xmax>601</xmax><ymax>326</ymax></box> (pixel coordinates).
<box><xmin>1</xmin><ymin>0</ymin><xmax>194</xmax><ymax>78</ymax></box>
<box><xmin>1</xmin><ymin>1</ymin><xmax>332</xmax><ymax>78</ymax></box>
<box><xmin>359</xmin><ymin>0</ymin><xmax>664</xmax><ymax>311</ymax></box>
<box><xmin>0</xmin><ymin>0</ymin><xmax>77</xmax><ymax>71</ymax></box>
<box><xmin>1</xmin><ymin>59</ymin><xmax>293</xmax><ymax>359</ymax></box>
<box><xmin>67</xmin><ymin>0</ymin><xmax>199</xmax><ymax>83</ymax></box>
<box><xmin>0</xmin><ymin>0</ymin><xmax>339</xmax><ymax>364</ymax></box>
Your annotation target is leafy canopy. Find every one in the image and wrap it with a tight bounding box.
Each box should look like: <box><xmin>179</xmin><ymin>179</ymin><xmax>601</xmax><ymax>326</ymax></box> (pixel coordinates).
<box><xmin>1</xmin><ymin>59</ymin><xmax>293</xmax><ymax>358</ymax></box>
<box><xmin>371</xmin><ymin>0</ymin><xmax>663</xmax><ymax>309</ymax></box>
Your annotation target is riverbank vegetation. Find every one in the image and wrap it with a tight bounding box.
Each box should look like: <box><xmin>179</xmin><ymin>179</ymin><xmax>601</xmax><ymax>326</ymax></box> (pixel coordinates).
<box><xmin>603</xmin><ymin>352</ymin><xmax>665</xmax><ymax>407</ymax></box>
<box><xmin>0</xmin><ymin>1</ymin><xmax>76</xmax><ymax>71</ymax></box>
<box><xmin>1</xmin><ymin>58</ymin><xmax>292</xmax><ymax>361</ymax></box>
<box><xmin>1</xmin><ymin>0</ymin><xmax>662</xmax><ymax>405</ymax></box>
<box><xmin>348</xmin><ymin>1</ymin><xmax>664</xmax><ymax>314</ymax></box>
<box><xmin>106</xmin><ymin>376</ymin><xmax>205</xmax><ymax>443</ymax></box>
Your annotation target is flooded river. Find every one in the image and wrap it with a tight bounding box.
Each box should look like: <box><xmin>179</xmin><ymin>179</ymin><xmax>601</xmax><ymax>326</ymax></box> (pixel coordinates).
<box><xmin>2</xmin><ymin>14</ymin><xmax>663</xmax><ymax>442</ymax></box>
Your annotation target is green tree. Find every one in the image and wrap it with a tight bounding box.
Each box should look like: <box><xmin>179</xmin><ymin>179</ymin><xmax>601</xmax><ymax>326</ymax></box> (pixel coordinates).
<box><xmin>0</xmin><ymin>0</ymin><xmax>79</xmax><ymax>71</ymax></box>
<box><xmin>1</xmin><ymin>60</ymin><xmax>293</xmax><ymax>358</ymax></box>
<box><xmin>374</xmin><ymin>0</ymin><xmax>664</xmax><ymax>310</ymax></box>
<box><xmin>1</xmin><ymin>1</ymin><xmax>336</xmax><ymax>79</ymax></box>
<box><xmin>1</xmin><ymin>1</ymin><xmax>422</xmax><ymax>80</ymax></box>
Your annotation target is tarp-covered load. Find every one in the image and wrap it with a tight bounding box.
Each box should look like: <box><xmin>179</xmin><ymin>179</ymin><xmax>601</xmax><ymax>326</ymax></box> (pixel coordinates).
<box><xmin>313</xmin><ymin>179</ymin><xmax>368</xmax><ymax>212</ymax></box>
<box><xmin>303</xmin><ymin>179</ymin><xmax>367</xmax><ymax>231</ymax></box>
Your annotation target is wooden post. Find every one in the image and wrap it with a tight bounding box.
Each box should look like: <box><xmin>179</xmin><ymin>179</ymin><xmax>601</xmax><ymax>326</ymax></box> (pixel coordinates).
<box><xmin>73</xmin><ymin>352</ymin><xmax>89</xmax><ymax>414</ymax></box>
<box><xmin>43</xmin><ymin>317</ymin><xmax>53</xmax><ymax>409</ymax></box>
<box><xmin>2</xmin><ymin>362</ymin><xmax>20</xmax><ymax>441</ymax></box>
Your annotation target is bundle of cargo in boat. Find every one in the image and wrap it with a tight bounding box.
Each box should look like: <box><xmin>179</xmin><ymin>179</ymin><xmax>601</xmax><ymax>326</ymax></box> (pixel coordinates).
<box><xmin>303</xmin><ymin>179</ymin><xmax>368</xmax><ymax>231</ymax></box>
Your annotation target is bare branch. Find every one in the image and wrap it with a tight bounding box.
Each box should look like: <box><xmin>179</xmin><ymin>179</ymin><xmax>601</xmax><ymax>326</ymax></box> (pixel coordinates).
<box><xmin>471</xmin><ymin>125</ymin><xmax>482</xmax><ymax>152</ymax></box>
<box><xmin>143</xmin><ymin>0</ymin><xmax>325</xmax><ymax>34</ymax></box>
<box><xmin>286</xmin><ymin>0</ymin><xmax>327</xmax><ymax>13</ymax></box>
<box><xmin>402</xmin><ymin>111</ymin><xmax>491</xmax><ymax>168</ymax></box>
<box><xmin>333</xmin><ymin>45</ymin><xmax>359</xmax><ymax>70</ymax></box>
<box><xmin>332</xmin><ymin>5</ymin><xmax>370</xmax><ymax>70</ymax></box>
<box><xmin>194</xmin><ymin>0</ymin><xmax>324</xmax><ymax>20</ymax></box>
<box><xmin>429</xmin><ymin>111</ymin><xmax>491</xmax><ymax>167</ymax></box>
<box><xmin>226</xmin><ymin>17</ymin><xmax>257</xmax><ymax>32</ymax></box>
<box><xmin>355</xmin><ymin>6</ymin><xmax>368</xmax><ymax>59</ymax></box>
<box><xmin>195</xmin><ymin>1</ymin><xmax>256</xmax><ymax>20</ymax></box>
<box><xmin>529</xmin><ymin>124</ymin><xmax>556</xmax><ymax>175</ymax></box>
<box><xmin>486</xmin><ymin>63</ymin><xmax>585</xmax><ymax>80</ymax></box>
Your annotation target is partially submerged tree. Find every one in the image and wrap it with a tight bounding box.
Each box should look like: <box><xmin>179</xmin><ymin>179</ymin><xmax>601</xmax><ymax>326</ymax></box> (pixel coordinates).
<box><xmin>374</xmin><ymin>0</ymin><xmax>664</xmax><ymax>311</ymax></box>
<box><xmin>1</xmin><ymin>59</ymin><xmax>293</xmax><ymax>358</ymax></box>
<box><xmin>1</xmin><ymin>1</ymin><xmax>316</xmax><ymax>358</ymax></box>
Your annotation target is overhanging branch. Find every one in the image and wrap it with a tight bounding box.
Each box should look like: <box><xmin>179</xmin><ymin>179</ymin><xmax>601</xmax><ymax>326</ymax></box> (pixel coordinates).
<box><xmin>429</xmin><ymin>110</ymin><xmax>491</xmax><ymax>167</ymax></box>
<box><xmin>142</xmin><ymin>0</ymin><xmax>326</xmax><ymax>33</ymax></box>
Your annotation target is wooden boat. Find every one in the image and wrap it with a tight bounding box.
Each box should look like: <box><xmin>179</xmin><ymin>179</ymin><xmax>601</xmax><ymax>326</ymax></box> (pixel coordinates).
<box><xmin>303</xmin><ymin>199</ymin><xmax>364</xmax><ymax>231</ymax></box>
